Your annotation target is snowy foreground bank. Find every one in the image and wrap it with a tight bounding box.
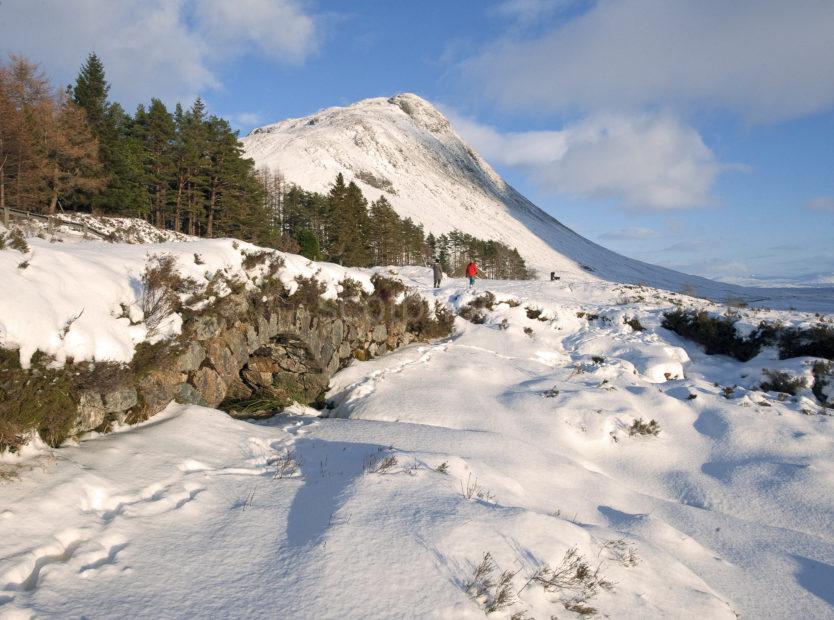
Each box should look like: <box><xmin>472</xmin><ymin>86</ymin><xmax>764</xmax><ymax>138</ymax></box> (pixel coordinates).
<box><xmin>1</xmin><ymin>255</ymin><xmax>834</xmax><ymax>617</ymax></box>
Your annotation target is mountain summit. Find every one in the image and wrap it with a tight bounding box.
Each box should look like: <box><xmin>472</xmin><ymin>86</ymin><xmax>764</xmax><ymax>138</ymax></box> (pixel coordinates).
<box><xmin>240</xmin><ymin>95</ymin><xmax>805</xmax><ymax>301</ymax></box>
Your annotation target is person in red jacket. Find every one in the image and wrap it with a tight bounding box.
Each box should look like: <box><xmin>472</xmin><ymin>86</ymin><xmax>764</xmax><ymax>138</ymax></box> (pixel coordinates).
<box><xmin>466</xmin><ymin>260</ymin><xmax>478</xmax><ymax>289</ymax></box>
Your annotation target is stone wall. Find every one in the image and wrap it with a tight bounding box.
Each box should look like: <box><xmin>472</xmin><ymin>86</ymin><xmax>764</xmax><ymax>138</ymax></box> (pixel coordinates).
<box><xmin>66</xmin><ymin>277</ymin><xmax>449</xmax><ymax>436</ymax></box>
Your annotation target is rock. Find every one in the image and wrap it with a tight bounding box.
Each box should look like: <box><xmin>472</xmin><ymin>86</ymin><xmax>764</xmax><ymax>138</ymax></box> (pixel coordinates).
<box><xmin>218</xmin><ymin>293</ymin><xmax>249</xmax><ymax>320</ymax></box>
<box><xmin>320</xmin><ymin>339</ymin><xmax>335</xmax><ymax>367</ymax></box>
<box><xmin>276</xmin><ymin>354</ymin><xmax>307</xmax><ymax>374</ymax></box>
<box><xmin>257</xmin><ymin>315</ymin><xmax>271</xmax><ymax>346</ymax></box>
<box><xmin>134</xmin><ymin>368</ymin><xmax>184</xmax><ymax>421</ymax></box>
<box><xmin>332</xmin><ymin>319</ymin><xmax>344</xmax><ymax>345</ymax></box>
<box><xmin>248</xmin><ymin>356</ymin><xmax>279</xmax><ymax>374</ymax></box>
<box><xmin>102</xmin><ymin>387</ymin><xmax>138</xmax><ymax>413</ymax></box>
<box><xmin>225</xmin><ymin>377</ymin><xmax>254</xmax><ymax>400</ymax></box>
<box><xmin>339</xmin><ymin>342</ymin><xmax>351</xmax><ymax>359</ymax></box>
<box><xmin>205</xmin><ymin>338</ymin><xmax>238</xmax><ymax>383</ymax></box>
<box><xmin>296</xmin><ymin>307</ymin><xmax>311</xmax><ymax>332</ymax></box>
<box><xmin>173</xmin><ymin>383</ymin><xmax>207</xmax><ymax>406</ymax></box>
<box><xmin>242</xmin><ymin>368</ymin><xmax>273</xmax><ymax>388</ymax></box>
<box><xmin>175</xmin><ymin>341</ymin><xmax>206</xmax><ymax>372</ymax></box>
<box><xmin>326</xmin><ymin>352</ymin><xmax>340</xmax><ymax>375</ymax></box>
<box><xmin>224</xmin><ymin>326</ymin><xmax>249</xmax><ymax>369</ymax></box>
<box><xmin>245</xmin><ymin>324</ymin><xmax>259</xmax><ymax>353</ymax></box>
<box><xmin>191</xmin><ymin>367</ymin><xmax>227</xmax><ymax>407</ymax></box>
<box><xmin>372</xmin><ymin>324</ymin><xmax>388</xmax><ymax>343</ymax></box>
<box><xmin>190</xmin><ymin>315</ymin><xmax>221</xmax><ymax>340</ymax></box>
<box><xmin>353</xmin><ymin>348</ymin><xmax>369</xmax><ymax>361</ymax></box>
<box><xmin>73</xmin><ymin>391</ymin><xmax>107</xmax><ymax>434</ymax></box>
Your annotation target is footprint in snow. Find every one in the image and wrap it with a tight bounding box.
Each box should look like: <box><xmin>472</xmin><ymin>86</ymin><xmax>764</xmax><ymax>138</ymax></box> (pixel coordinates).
<box><xmin>1</xmin><ymin>529</ymin><xmax>92</xmax><ymax>593</ymax></box>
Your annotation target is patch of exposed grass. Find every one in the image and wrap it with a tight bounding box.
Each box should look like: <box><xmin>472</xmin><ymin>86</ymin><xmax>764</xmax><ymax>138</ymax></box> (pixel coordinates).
<box><xmin>628</xmin><ymin>418</ymin><xmax>660</xmax><ymax>436</ymax></box>
<box><xmin>812</xmin><ymin>361</ymin><xmax>832</xmax><ymax>407</ymax></box>
<box><xmin>779</xmin><ymin>325</ymin><xmax>834</xmax><ymax>360</ymax></box>
<box><xmin>460</xmin><ymin>292</ymin><xmax>497</xmax><ymax>324</ymax></box>
<box><xmin>760</xmin><ymin>369</ymin><xmax>807</xmax><ymax>396</ymax></box>
<box><xmin>624</xmin><ymin>316</ymin><xmax>645</xmax><ymax>331</ymax></box>
<box><xmin>0</xmin><ymin>350</ymin><xmax>77</xmax><ymax>451</ymax></box>
<box><xmin>8</xmin><ymin>229</ymin><xmax>29</xmax><ymax>253</ymax></box>
<box><xmin>662</xmin><ymin>309</ymin><xmax>767</xmax><ymax>362</ymax></box>
<box><xmin>464</xmin><ymin>552</ymin><xmax>518</xmax><ymax>614</ymax></box>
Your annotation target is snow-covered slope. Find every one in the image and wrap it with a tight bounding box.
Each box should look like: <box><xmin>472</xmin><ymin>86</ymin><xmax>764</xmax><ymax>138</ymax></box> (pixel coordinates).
<box><xmin>0</xmin><ymin>228</ymin><xmax>374</xmax><ymax>368</ymax></box>
<box><xmin>242</xmin><ymin>93</ymin><xmax>834</xmax><ymax>307</ymax></box>
<box><xmin>2</xmin><ymin>269</ymin><xmax>832</xmax><ymax>618</ymax></box>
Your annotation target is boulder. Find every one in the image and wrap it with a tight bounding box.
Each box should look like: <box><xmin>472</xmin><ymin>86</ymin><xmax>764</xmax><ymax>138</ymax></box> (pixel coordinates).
<box><xmin>245</xmin><ymin>324</ymin><xmax>259</xmax><ymax>353</ymax></box>
<box><xmin>218</xmin><ymin>292</ymin><xmax>249</xmax><ymax>321</ymax></box>
<box><xmin>191</xmin><ymin>367</ymin><xmax>227</xmax><ymax>407</ymax></box>
<box><xmin>173</xmin><ymin>383</ymin><xmax>207</xmax><ymax>406</ymax></box>
<box><xmin>372</xmin><ymin>324</ymin><xmax>388</xmax><ymax>343</ymax></box>
<box><xmin>256</xmin><ymin>315</ymin><xmax>271</xmax><ymax>346</ymax></box>
<box><xmin>135</xmin><ymin>368</ymin><xmax>184</xmax><ymax>421</ymax></box>
<box><xmin>225</xmin><ymin>377</ymin><xmax>254</xmax><ymax>400</ymax></box>
<box><xmin>224</xmin><ymin>326</ymin><xmax>249</xmax><ymax>369</ymax></box>
<box><xmin>205</xmin><ymin>338</ymin><xmax>238</xmax><ymax>383</ymax></box>
<box><xmin>175</xmin><ymin>341</ymin><xmax>206</xmax><ymax>372</ymax></box>
<box><xmin>102</xmin><ymin>387</ymin><xmax>138</xmax><ymax>413</ymax></box>
<box><xmin>248</xmin><ymin>356</ymin><xmax>279</xmax><ymax>374</ymax></box>
<box><xmin>73</xmin><ymin>391</ymin><xmax>107</xmax><ymax>434</ymax></box>
<box><xmin>242</xmin><ymin>368</ymin><xmax>273</xmax><ymax>388</ymax></box>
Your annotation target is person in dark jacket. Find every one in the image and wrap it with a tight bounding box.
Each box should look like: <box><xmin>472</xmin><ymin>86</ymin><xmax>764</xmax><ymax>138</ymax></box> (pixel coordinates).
<box><xmin>432</xmin><ymin>259</ymin><xmax>443</xmax><ymax>288</ymax></box>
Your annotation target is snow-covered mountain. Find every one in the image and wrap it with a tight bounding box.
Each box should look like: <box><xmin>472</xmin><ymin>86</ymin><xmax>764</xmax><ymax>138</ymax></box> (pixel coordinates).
<box><xmin>240</xmin><ymin>94</ymin><xmax>745</xmax><ymax>297</ymax></box>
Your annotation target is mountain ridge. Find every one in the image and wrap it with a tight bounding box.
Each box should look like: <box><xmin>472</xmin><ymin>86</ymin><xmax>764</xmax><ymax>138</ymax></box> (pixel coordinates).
<box><xmin>242</xmin><ymin>93</ymin><xmax>834</xmax><ymax>311</ymax></box>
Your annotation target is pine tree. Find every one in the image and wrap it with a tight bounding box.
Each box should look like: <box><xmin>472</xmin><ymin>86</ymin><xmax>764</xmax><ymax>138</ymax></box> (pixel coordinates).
<box><xmin>340</xmin><ymin>180</ymin><xmax>371</xmax><ymax>266</ymax></box>
<box><xmin>369</xmin><ymin>195</ymin><xmax>400</xmax><ymax>265</ymax></box>
<box><xmin>134</xmin><ymin>98</ymin><xmax>175</xmax><ymax>227</ymax></box>
<box><xmin>72</xmin><ymin>53</ymin><xmax>108</xmax><ymax>134</ymax></box>
<box><xmin>71</xmin><ymin>53</ymin><xmax>146</xmax><ymax>215</ymax></box>
<box><xmin>295</xmin><ymin>229</ymin><xmax>320</xmax><ymax>260</ymax></box>
<box><xmin>181</xmin><ymin>98</ymin><xmax>209</xmax><ymax>235</ymax></box>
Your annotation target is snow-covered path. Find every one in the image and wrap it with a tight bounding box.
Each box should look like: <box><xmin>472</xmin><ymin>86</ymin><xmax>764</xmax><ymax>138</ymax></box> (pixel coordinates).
<box><xmin>1</xmin><ymin>271</ymin><xmax>833</xmax><ymax>619</ymax></box>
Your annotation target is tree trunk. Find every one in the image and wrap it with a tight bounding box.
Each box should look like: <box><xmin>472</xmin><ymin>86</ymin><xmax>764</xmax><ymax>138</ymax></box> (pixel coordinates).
<box><xmin>207</xmin><ymin>185</ymin><xmax>216</xmax><ymax>237</ymax></box>
<box><xmin>1</xmin><ymin>160</ymin><xmax>7</xmax><ymax>228</ymax></box>
<box><xmin>46</xmin><ymin>164</ymin><xmax>60</xmax><ymax>215</ymax></box>
<box><xmin>187</xmin><ymin>183</ymin><xmax>194</xmax><ymax>236</ymax></box>
<box><xmin>174</xmin><ymin>179</ymin><xmax>183</xmax><ymax>233</ymax></box>
<box><xmin>154</xmin><ymin>184</ymin><xmax>163</xmax><ymax>229</ymax></box>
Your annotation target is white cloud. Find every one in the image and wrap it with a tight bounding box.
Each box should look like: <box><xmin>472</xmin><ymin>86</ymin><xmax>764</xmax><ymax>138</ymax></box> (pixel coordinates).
<box><xmin>192</xmin><ymin>0</ymin><xmax>318</xmax><ymax>64</ymax></box>
<box><xmin>598</xmin><ymin>227</ymin><xmax>657</xmax><ymax>241</ymax></box>
<box><xmin>492</xmin><ymin>0</ymin><xmax>571</xmax><ymax>25</ymax></box>
<box><xmin>466</xmin><ymin>0</ymin><xmax>834</xmax><ymax>122</ymax></box>
<box><xmin>806</xmin><ymin>196</ymin><xmax>834</xmax><ymax>212</ymax></box>
<box><xmin>447</xmin><ymin>109</ymin><xmax>726</xmax><ymax>210</ymax></box>
<box><xmin>0</xmin><ymin>0</ymin><xmax>319</xmax><ymax>108</ymax></box>
<box><xmin>231</xmin><ymin>112</ymin><xmax>265</xmax><ymax>127</ymax></box>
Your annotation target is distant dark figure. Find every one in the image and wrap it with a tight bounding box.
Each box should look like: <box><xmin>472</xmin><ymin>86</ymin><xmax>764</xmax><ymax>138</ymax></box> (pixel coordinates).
<box><xmin>466</xmin><ymin>260</ymin><xmax>478</xmax><ymax>289</ymax></box>
<box><xmin>550</xmin><ymin>271</ymin><xmax>560</xmax><ymax>281</ymax></box>
<box><xmin>432</xmin><ymin>259</ymin><xmax>443</xmax><ymax>288</ymax></box>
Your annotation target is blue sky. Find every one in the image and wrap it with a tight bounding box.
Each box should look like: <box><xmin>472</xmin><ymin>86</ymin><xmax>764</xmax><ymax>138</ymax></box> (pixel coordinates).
<box><xmin>2</xmin><ymin>0</ymin><xmax>833</xmax><ymax>283</ymax></box>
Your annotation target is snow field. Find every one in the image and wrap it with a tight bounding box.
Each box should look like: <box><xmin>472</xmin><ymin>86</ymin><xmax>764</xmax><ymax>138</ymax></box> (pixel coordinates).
<box><xmin>2</xmin><ymin>266</ymin><xmax>831</xmax><ymax>618</ymax></box>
